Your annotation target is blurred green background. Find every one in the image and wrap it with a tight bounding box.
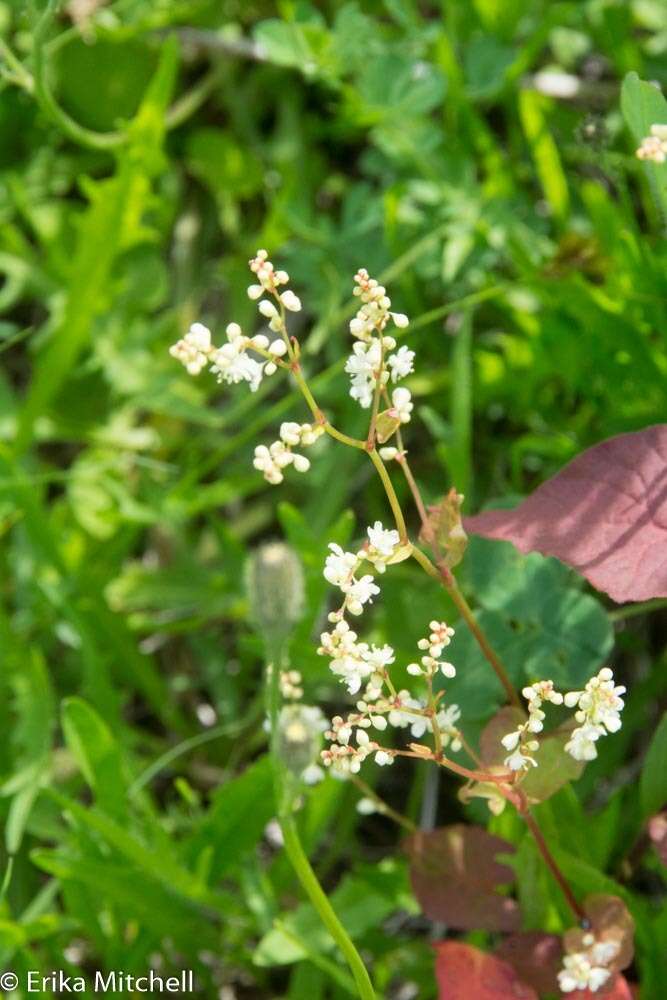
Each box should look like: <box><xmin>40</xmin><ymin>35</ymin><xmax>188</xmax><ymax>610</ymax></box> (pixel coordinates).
<box><xmin>1</xmin><ymin>1</ymin><xmax>666</xmax><ymax>997</ymax></box>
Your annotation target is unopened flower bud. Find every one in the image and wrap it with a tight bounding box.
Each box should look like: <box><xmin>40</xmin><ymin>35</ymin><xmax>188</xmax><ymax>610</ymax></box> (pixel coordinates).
<box><xmin>246</xmin><ymin>542</ymin><xmax>304</xmax><ymax>644</ymax></box>
<box><xmin>259</xmin><ymin>300</ymin><xmax>278</xmax><ymax>318</ymax></box>
<box><xmin>281</xmin><ymin>290</ymin><xmax>302</xmax><ymax>312</ymax></box>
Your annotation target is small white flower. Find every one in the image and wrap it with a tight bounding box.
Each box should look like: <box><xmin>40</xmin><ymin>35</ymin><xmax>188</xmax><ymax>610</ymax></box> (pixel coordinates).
<box><xmin>391</xmin><ymin>312</ymin><xmax>409</xmax><ymax>328</ymax></box>
<box><xmin>280</xmin><ymin>290</ymin><xmax>302</xmax><ymax>312</ymax></box>
<box><xmin>258</xmin><ymin>299</ymin><xmax>278</xmax><ymax>319</ymax></box>
<box><xmin>323</xmin><ymin>543</ymin><xmax>358</xmax><ymax>588</ymax></box>
<box><xmin>501</xmin><ymin>731</ymin><xmax>520</xmax><ymax>752</ymax></box>
<box><xmin>391</xmin><ymin>386</ymin><xmax>413</xmax><ymax>424</ymax></box>
<box><xmin>367</xmin><ymin>521</ymin><xmax>400</xmax><ymax>558</ymax></box>
<box><xmin>374</xmin><ymin>750</ymin><xmax>393</xmax><ymax>766</ymax></box>
<box><xmin>379</xmin><ymin>447</ymin><xmax>398</xmax><ymax>461</ymax></box>
<box><xmin>636</xmin><ymin>125</ymin><xmax>667</xmax><ymax>163</ymax></box>
<box><xmin>247</xmin><ymin>284</ymin><xmax>264</xmax><ymax>300</ymax></box>
<box><xmin>563</xmin><ymin>668</ymin><xmax>625</xmax><ymax>762</ymax></box>
<box><xmin>270</xmin><ymin>339</ymin><xmax>288</xmax><ymax>357</ymax></box>
<box><xmin>169</xmin><ymin>322</ymin><xmax>214</xmax><ymax>375</ymax></box>
<box><xmin>506</xmin><ymin>746</ymin><xmax>538</xmax><ymax>771</ymax></box>
<box><xmin>387</xmin><ymin>345</ymin><xmax>415</xmax><ymax>382</ymax></box>
<box><xmin>346</xmin><ymin>575</ymin><xmax>381</xmax><ymax>614</ymax></box>
<box><xmin>280</xmin><ymin>422</ymin><xmax>302</xmax><ymax>446</ymax></box>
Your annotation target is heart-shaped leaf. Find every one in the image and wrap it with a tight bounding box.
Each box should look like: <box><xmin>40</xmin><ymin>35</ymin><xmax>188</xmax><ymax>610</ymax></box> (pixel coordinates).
<box><xmin>564</xmin><ymin>895</ymin><xmax>635</xmax><ymax>974</ymax></box>
<box><xmin>495</xmin><ymin>931</ymin><xmax>563</xmax><ymax>995</ymax></box>
<box><xmin>405</xmin><ymin>824</ymin><xmax>520</xmax><ymax>932</ymax></box>
<box><xmin>478</xmin><ymin>707</ymin><xmax>585</xmax><ymax>803</ymax></box>
<box><xmin>465</xmin><ymin>425</ymin><xmax>667</xmax><ymax>603</ymax></box>
<box><xmin>434</xmin><ymin>941</ymin><xmax>538</xmax><ymax>999</ymax></box>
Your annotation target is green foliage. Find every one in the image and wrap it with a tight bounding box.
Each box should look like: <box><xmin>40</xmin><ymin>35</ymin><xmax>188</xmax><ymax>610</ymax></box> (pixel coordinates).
<box><xmin>0</xmin><ymin>1</ymin><xmax>665</xmax><ymax>997</ymax></box>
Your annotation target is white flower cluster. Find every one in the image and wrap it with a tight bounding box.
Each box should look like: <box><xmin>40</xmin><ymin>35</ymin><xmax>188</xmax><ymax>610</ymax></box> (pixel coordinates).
<box><xmin>169</xmin><ymin>321</ymin><xmax>213</xmax><ymax>375</ymax></box>
<box><xmin>558</xmin><ymin>935</ymin><xmax>620</xmax><ymax>994</ymax></box>
<box><xmin>389</xmin><ymin>697</ymin><xmax>462</xmax><ymax>749</ymax></box>
<box><xmin>349</xmin><ymin>268</ymin><xmax>409</xmax><ymax>339</ymax></box>
<box><xmin>323</xmin><ymin>524</ymin><xmax>397</xmax><ymax>619</ymax></box>
<box><xmin>253</xmin><ymin>421</ymin><xmax>324</xmax><ymax>485</ymax></box>
<box><xmin>407</xmin><ymin>621</ymin><xmax>456</xmax><ymax>679</ymax></box>
<box><xmin>501</xmin><ymin>680</ymin><xmax>563</xmax><ymax>771</ymax></box>
<box><xmin>500</xmin><ymin>671</ymin><xmax>625</xmax><ymax>772</ymax></box>
<box><xmin>318</xmin><ymin>619</ymin><xmax>393</xmax><ymax>695</ymax></box>
<box><xmin>321</xmin><ymin>685</ymin><xmax>463</xmax><ymax>777</ymax></box>
<box><xmin>563</xmin><ymin>668</ymin><xmax>626</xmax><ymax>762</ymax></box>
<box><xmin>280</xmin><ymin>669</ymin><xmax>304</xmax><ymax>700</ymax></box>
<box><xmin>277</xmin><ymin>703</ymin><xmax>328</xmax><ymax>786</ymax></box>
<box><xmin>345</xmin><ymin>269</ymin><xmax>415</xmax><ymax>410</ymax></box>
<box><xmin>636</xmin><ymin>124</ymin><xmax>667</xmax><ymax>164</ymax></box>
<box><xmin>319</xmin><ymin>530</ymin><xmax>463</xmax><ymax>777</ymax></box>
<box><xmin>170</xmin><ymin>320</ymin><xmax>285</xmax><ymax>393</ymax></box>
<box><xmin>248</xmin><ymin>248</ymin><xmax>302</xmax><ymax>318</ymax></box>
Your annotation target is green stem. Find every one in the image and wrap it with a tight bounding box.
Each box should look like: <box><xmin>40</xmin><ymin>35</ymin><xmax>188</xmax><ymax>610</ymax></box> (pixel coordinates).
<box><xmin>350</xmin><ymin>775</ymin><xmax>416</xmax><ymax>833</ymax></box>
<box><xmin>410</xmin><ymin>547</ymin><xmax>520</xmax><ymax>707</ymax></box>
<box><xmin>280</xmin><ymin>816</ymin><xmax>377</xmax><ymax>1000</ymax></box>
<box><xmin>32</xmin><ymin>0</ymin><xmax>126</xmax><ymax>150</ymax></box>
<box><xmin>609</xmin><ymin>598</ymin><xmax>667</xmax><ymax>621</ymax></box>
<box><xmin>523</xmin><ymin>811</ymin><xmax>585</xmax><ymax>921</ymax></box>
<box><xmin>367</xmin><ymin>449</ymin><xmax>408</xmax><ymax>542</ymax></box>
<box><xmin>265</xmin><ymin>644</ymin><xmax>376</xmax><ymax>1000</ymax></box>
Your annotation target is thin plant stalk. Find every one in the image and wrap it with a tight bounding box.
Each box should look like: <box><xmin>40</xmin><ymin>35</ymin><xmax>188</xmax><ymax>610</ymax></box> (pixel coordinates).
<box><xmin>265</xmin><ymin>640</ymin><xmax>376</xmax><ymax>1000</ymax></box>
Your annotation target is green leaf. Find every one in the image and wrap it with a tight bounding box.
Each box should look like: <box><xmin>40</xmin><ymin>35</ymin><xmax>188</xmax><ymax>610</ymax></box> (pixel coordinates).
<box><xmin>255</xmin><ymin>859</ymin><xmax>413</xmax><ymax>966</ymax></box>
<box><xmin>465</xmin><ymin>538</ymin><xmax>613</xmax><ymax>688</ymax></box>
<box><xmin>14</xmin><ymin>39</ymin><xmax>178</xmax><ymax>454</ymax></box>
<box><xmin>61</xmin><ymin>698</ymin><xmax>128</xmax><ymax>820</ymax></box>
<box><xmin>187</xmin><ymin>756</ymin><xmax>275</xmax><ymax>880</ymax></box>
<box><xmin>640</xmin><ymin>711</ymin><xmax>667</xmax><ymax>819</ymax></box>
<box><xmin>621</xmin><ymin>72</ymin><xmax>667</xmax><ymax>217</ymax></box>
<box><xmin>519</xmin><ymin>89</ymin><xmax>569</xmax><ymax>223</ymax></box>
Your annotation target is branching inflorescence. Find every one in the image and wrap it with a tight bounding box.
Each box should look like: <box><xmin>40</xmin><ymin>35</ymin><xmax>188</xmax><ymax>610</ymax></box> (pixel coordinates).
<box><xmin>170</xmin><ymin>251</ymin><xmax>628</xmax><ymax>993</ymax></box>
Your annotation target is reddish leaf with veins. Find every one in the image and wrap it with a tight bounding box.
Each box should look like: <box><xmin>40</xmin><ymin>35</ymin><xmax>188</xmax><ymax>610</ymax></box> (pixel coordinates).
<box><xmin>434</xmin><ymin>941</ymin><xmax>537</xmax><ymax>999</ymax></box>
<box><xmin>405</xmin><ymin>824</ymin><xmax>520</xmax><ymax>932</ymax></box>
<box><xmin>465</xmin><ymin>425</ymin><xmax>667</xmax><ymax>603</ymax></box>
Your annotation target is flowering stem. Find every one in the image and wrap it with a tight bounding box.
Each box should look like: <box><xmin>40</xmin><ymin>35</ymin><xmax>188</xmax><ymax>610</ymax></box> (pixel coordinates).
<box><xmin>367</xmin><ymin>449</ymin><xmax>408</xmax><ymax>542</ymax></box>
<box><xmin>350</xmin><ymin>775</ymin><xmax>417</xmax><ymax>833</ymax></box>
<box><xmin>444</xmin><ymin>572</ymin><xmax>522</xmax><ymax>708</ymax></box>
<box><xmin>392</xmin><ymin>748</ymin><xmax>511</xmax><ymax>785</ymax></box>
<box><xmin>395</xmin><ymin>451</ymin><xmax>429</xmax><ymax>525</ymax></box>
<box><xmin>394</xmin><ymin>457</ymin><xmax>521</xmax><ymax>709</ymax></box>
<box><xmin>523</xmin><ymin>811</ymin><xmax>585</xmax><ymax>922</ymax></box>
<box><xmin>366</xmin><ymin>337</ymin><xmax>386</xmax><ymax>448</ymax></box>
<box><xmin>426</xmin><ymin>676</ymin><xmax>443</xmax><ymax>757</ymax></box>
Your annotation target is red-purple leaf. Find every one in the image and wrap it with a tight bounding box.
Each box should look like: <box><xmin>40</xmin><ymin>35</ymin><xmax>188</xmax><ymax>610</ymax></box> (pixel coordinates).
<box><xmin>495</xmin><ymin>931</ymin><xmax>563</xmax><ymax>995</ymax></box>
<box><xmin>564</xmin><ymin>895</ymin><xmax>635</xmax><ymax>974</ymax></box>
<box><xmin>435</xmin><ymin>941</ymin><xmax>538</xmax><ymax>999</ymax></box>
<box><xmin>405</xmin><ymin>824</ymin><xmax>520</xmax><ymax>932</ymax></box>
<box><xmin>465</xmin><ymin>425</ymin><xmax>667</xmax><ymax>603</ymax></box>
